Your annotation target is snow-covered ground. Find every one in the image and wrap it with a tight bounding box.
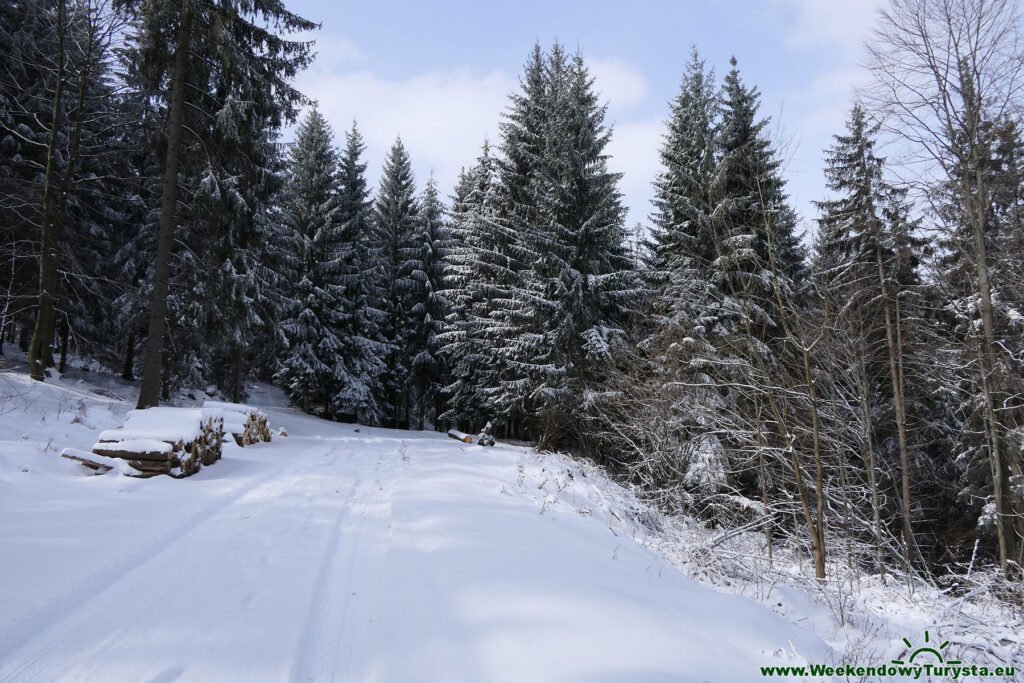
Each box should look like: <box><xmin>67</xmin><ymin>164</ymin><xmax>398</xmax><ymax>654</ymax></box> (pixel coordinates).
<box><xmin>0</xmin><ymin>361</ymin><xmax>1021</xmax><ymax>682</ymax></box>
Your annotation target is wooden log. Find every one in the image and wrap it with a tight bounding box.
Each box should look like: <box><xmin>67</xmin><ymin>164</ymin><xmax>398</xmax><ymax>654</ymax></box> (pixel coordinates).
<box><xmin>447</xmin><ymin>429</ymin><xmax>473</xmax><ymax>444</ymax></box>
<box><xmin>201</xmin><ymin>417</ymin><xmax>223</xmax><ymax>462</ymax></box>
<box><xmin>128</xmin><ymin>470</ymin><xmax>163</xmax><ymax>479</ymax></box>
<box><xmin>93</xmin><ymin>446</ymin><xmax>174</xmax><ymax>462</ymax></box>
<box><xmin>127</xmin><ymin>461</ymin><xmax>172</xmax><ymax>474</ymax></box>
<box><xmin>61</xmin><ymin>452</ymin><xmax>113</xmax><ymax>474</ymax></box>
<box><xmin>192</xmin><ymin>438</ymin><xmax>208</xmax><ymax>466</ymax></box>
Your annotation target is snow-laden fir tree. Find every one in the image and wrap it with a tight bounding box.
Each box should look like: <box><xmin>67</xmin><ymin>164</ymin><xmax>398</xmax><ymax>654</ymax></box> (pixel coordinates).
<box><xmin>5</xmin><ymin>0</ymin><xmax>129</xmax><ymax>378</ymax></box>
<box><xmin>335</xmin><ymin>122</ymin><xmax>388</xmax><ymax>423</ymax></box>
<box><xmin>601</xmin><ymin>47</ymin><xmax>730</xmax><ymax>503</ymax></box>
<box><xmin>711</xmin><ymin>57</ymin><xmax>805</xmax><ymax>356</ymax></box>
<box><xmin>118</xmin><ymin>0</ymin><xmax>314</xmax><ymax>407</ymax></box>
<box><xmin>647</xmin><ymin>48</ymin><xmax>721</xmax><ymax>376</ymax></box>
<box><xmin>500</xmin><ymin>45</ymin><xmax>641</xmax><ymax>448</ymax></box>
<box><xmin>194</xmin><ymin>105</ymin><xmax>286</xmax><ymax>402</ymax></box>
<box><xmin>487</xmin><ymin>45</ymin><xmax>550</xmax><ymax>433</ymax></box>
<box><xmin>372</xmin><ymin>137</ymin><xmax>419</xmax><ymax>427</ymax></box>
<box><xmin>439</xmin><ymin>142</ymin><xmax>505</xmax><ymax>432</ymax></box>
<box><xmin>276</xmin><ymin>107</ymin><xmax>345</xmax><ymax>413</ymax></box>
<box><xmin>0</xmin><ymin>0</ymin><xmax>58</xmax><ymax>357</ymax></box>
<box><xmin>403</xmin><ymin>175</ymin><xmax>451</xmax><ymax>429</ymax></box>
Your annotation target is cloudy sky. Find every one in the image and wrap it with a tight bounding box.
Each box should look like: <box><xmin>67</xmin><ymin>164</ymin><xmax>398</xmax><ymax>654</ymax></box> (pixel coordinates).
<box><xmin>284</xmin><ymin>0</ymin><xmax>884</xmax><ymax>236</ymax></box>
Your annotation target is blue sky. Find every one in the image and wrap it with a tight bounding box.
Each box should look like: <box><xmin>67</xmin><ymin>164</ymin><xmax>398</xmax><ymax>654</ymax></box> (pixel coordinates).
<box><xmin>286</xmin><ymin>0</ymin><xmax>883</xmax><ymax>236</ymax></box>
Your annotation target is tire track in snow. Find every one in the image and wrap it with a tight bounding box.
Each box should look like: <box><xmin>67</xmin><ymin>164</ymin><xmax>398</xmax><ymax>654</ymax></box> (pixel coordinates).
<box><xmin>0</xmin><ymin>444</ymin><xmax>326</xmax><ymax>665</ymax></box>
<box><xmin>290</xmin><ymin>460</ymin><xmax>361</xmax><ymax>683</ymax></box>
<box><xmin>290</xmin><ymin>447</ymin><xmax>397</xmax><ymax>683</ymax></box>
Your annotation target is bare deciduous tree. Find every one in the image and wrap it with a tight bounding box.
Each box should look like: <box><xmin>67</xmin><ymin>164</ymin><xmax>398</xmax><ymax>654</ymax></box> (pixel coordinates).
<box><xmin>867</xmin><ymin>0</ymin><xmax>1024</xmax><ymax>572</ymax></box>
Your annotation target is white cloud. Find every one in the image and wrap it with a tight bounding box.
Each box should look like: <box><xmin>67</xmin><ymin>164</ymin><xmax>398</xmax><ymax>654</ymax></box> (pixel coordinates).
<box><xmin>588</xmin><ymin>57</ymin><xmax>650</xmax><ymax>115</ymax></box>
<box><xmin>295</xmin><ymin>59</ymin><xmax>514</xmax><ymax>197</ymax></box>
<box><xmin>295</xmin><ymin>38</ymin><xmax>656</xmax><ymax>219</ymax></box>
<box><xmin>760</xmin><ymin>0</ymin><xmax>884</xmax><ymax>237</ymax></box>
<box><xmin>606</xmin><ymin>118</ymin><xmax>664</xmax><ymax>228</ymax></box>
<box><xmin>778</xmin><ymin>0</ymin><xmax>884</xmax><ymax>55</ymax></box>
<box><xmin>308</xmin><ymin>36</ymin><xmax>366</xmax><ymax>71</ymax></box>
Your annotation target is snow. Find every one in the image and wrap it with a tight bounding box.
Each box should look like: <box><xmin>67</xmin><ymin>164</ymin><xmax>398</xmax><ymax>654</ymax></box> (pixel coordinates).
<box><xmin>97</xmin><ymin>407</ymin><xmax>208</xmax><ymax>443</ymax></box>
<box><xmin>1</xmin><ymin>365</ymin><xmax>1020</xmax><ymax>681</ymax></box>
<box><xmin>202</xmin><ymin>400</ymin><xmax>266</xmax><ymax>437</ymax></box>
<box><xmin>91</xmin><ymin>438</ymin><xmax>173</xmax><ymax>453</ymax></box>
<box><xmin>0</xmin><ymin>369</ymin><xmax>834</xmax><ymax>681</ymax></box>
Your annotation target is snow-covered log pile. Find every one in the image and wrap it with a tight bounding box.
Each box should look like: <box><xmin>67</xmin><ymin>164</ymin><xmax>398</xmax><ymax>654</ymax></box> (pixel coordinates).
<box><xmin>86</xmin><ymin>408</ymin><xmax>224</xmax><ymax>477</ymax></box>
<box><xmin>477</xmin><ymin>421</ymin><xmax>495</xmax><ymax>447</ymax></box>
<box><xmin>202</xmin><ymin>401</ymin><xmax>271</xmax><ymax>447</ymax></box>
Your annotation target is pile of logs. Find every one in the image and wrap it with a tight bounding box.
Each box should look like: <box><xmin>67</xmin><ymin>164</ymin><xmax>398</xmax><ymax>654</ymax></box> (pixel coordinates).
<box><xmin>63</xmin><ymin>408</ymin><xmax>225</xmax><ymax>478</ymax></box>
<box><xmin>203</xmin><ymin>401</ymin><xmax>271</xmax><ymax>447</ymax></box>
<box><xmin>447</xmin><ymin>423</ymin><xmax>495</xmax><ymax>447</ymax></box>
<box><xmin>62</xmin><ymin>401</ymin><xmax>275</xmax><ymax>478</ymax></box>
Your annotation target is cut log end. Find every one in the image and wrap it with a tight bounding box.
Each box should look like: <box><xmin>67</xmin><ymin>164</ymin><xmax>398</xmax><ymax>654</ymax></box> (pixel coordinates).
<box><xmin>447</xmin><ymin>429</ymin><xmax>473</xmax><ymax>444</ymax></box>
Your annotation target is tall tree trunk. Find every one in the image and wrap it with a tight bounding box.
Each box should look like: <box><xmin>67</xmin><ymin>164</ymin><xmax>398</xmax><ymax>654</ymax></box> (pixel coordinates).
<box><xmin>755</xmin><ymin>399</ymin><xmax>773</xmax><ymax>567</ymax></box>
<box><xmin>741</xmin><ymin>311</ymin><xmax>826</xmax><ymax>580</ymax></box>
<box><xmin>29</xmin><ymin>0</ymin><xmax>94</xmax><ymax>380</ymax></box>
<box><xmin>872</xmin><ymin>227</ymin><xmax>916</xmax><ymax>571</ymax></box>
<box><xmin>27</xmin><ymin>0</ymin><xmax>67</xmax><ymax>381</ymax></box>
<box><xmin>122</xmin><ymin>329</ymin><xmax>135</xmax><ymax>380</ymax></box>
<box><xmin>800</xmin><ymin>343</ymin><xmax>828</xmax><ymax>580</ymax></box>
<box><xmin>232</xmin><ymin>350</ymin><xmax>243</xmax><ymax>404</ymax></box>
<box><xmin>859</xmin><ymin>350</ymin><xmax>886</xmax><ymax>583</ymax></box>
<box><xmin>967</xmin><ymin>158</ymin><xmax>1017</xmax><ymax>569</ymax></box>
<box><xmin>161</xmin><ymin>348</ymin><xmax>170</xmax><ymax>400</ymax></box>
<box><xmin>137</xmin><ymin>4</ymin><xmax>192</xmax><ymax>408</ymax></box>
<box><xmin>58</xmin><ymin>315</ymin><xmax>68</xmax><ymax>373</ymax></box>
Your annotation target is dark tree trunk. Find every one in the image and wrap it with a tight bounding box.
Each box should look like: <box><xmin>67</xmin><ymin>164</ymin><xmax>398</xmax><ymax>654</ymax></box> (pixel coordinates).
<box><xmin>29</xmin><ymin>0</ymin><xmax>91</xmax><ymax>381</ymax></box>
<box><xmin>28</xmin><ymin>0</ymin><xmax>67</xmax><ymax>381</ymax></box>
<box><xmin>231</xmin><ymin>350</ymin><xmax>243</xmax><ymax>403</ymax></box>
<box><xmin>161</xmin><ymin>348</ymin><xmax>170</xmax><ymax>400</ymax></box>
<box><xmin>122</xmin><ymin>329</ymin><xmax>135</xmax><ymax>380</ymax></box>
<box><xmin>137</xmin><ymin>5</ymin><xmax>192</xmax><ymax>408</ymax></box>
<box><xmin>58</xmin><ymin>315</ymin><xmax>68</xmax><ymax>373</ymax></box>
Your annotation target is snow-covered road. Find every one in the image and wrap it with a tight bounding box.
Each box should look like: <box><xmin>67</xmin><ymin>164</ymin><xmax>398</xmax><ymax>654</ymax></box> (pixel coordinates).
<box><xmin>0</xmin><ymin>378</ymin><xmax>831</xmax><ymax>682</ymax></box>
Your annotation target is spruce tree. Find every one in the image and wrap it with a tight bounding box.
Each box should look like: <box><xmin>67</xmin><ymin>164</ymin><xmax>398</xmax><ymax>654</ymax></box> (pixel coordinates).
<box><xmin>405</xmin><ymin>175</ymin><xmax>451</xmax><ymax>429</ymax></box>
<box><xmin>500</xmin><ymin>45</ymin><xmax>641</xmax><ymax>447</ymax></box>
<box><xmin>276</xmin><ymin>107</ymin><xmax>343</xmax><ymax>413</ymax></box>
<box><xmin>372</xmin><ymin>137</ymin><xmax>419</xmax><ymax>427</ymax></box>
<box><xmin>648</xmin><ymin>48</ymin><xmax>720</xmax><ymax>375</ymax></box>
<box><xmin>650</xmin><ymin>48</ymin><xmax>717</xmax><ymax>295</ymax></box>
<box><xmin>118</xmin><ymin>0</ymin><xmax>315</xmax><ymax>407</ymax></box>
<box><xmin>815</xmin><ymin>103</ymin><xmax>928</xmax><ymax>568</ymax></box>
<box><xmin>335</xmin><ymin>122</ymin><xmax>387</xmax><ymax>423</ymax></box>
<box><xmin>197</xmin><ymin>111</ymin><xmax>286</xmax><ymax>402</ymax></box>
<box><xmin>711</xmin><ymin>57</ymin><xmax>805</xmax><ymax>355</ymax></box>
<box><xmin>439</xmin><ymin>143</ymin><xmax>504</xmax><ymax>431</ymax></box>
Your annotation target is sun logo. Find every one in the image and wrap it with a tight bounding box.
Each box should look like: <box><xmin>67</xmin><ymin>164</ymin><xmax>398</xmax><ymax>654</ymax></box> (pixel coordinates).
<box><xmin>891</xmin><ymin>630</ymin><xmax>961</xmax><ymax>666</ymax></box>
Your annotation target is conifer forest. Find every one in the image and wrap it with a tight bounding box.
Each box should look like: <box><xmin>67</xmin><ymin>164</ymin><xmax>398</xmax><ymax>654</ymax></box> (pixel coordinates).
<box><xmin>3</xmin><ymin>0</ymin><xmax>1024</xmax><ymax>593</ymax></box>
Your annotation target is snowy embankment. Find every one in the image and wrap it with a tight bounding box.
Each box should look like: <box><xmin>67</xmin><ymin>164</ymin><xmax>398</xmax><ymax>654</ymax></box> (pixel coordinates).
<box><xmin>0</xmin><ymin>365</ymin><xmax>1020</xmax><ymax>682</ymax></box>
